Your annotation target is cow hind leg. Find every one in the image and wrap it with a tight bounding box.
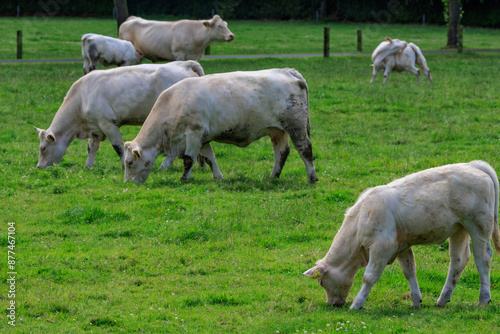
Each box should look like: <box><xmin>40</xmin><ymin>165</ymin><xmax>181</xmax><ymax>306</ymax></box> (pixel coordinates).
<box><xmin>270</xmin><ymin>130</ymin><xmax>290</xmax><ymax>179</ymax></box>
<box><xmin>397</xmin><ymin>247</ymin><xmax>422</xmax><ymax>308</ymax></box>
<box><xmin>406</xmin><ymin>66</ymin><xmax>421</xmax><ymax>84</ymax></box>
<box><xmin>436</xmin><ymin>227</ymin><xmax>470</xmax><ymax>307</ymax></box>
<box><xmin>85</xmin><ymin>136</ymin><xmax>101</xmax><ymax>168</ymax></box>
<box><xmin>288</xmin><ymin>128</ymin><xmax>318</xmax><ymax>184</ymax></box>
<box><xmin>470</xmin><ymin>232</ymin><xmax>494</xmax><ymax>305</ymax></box>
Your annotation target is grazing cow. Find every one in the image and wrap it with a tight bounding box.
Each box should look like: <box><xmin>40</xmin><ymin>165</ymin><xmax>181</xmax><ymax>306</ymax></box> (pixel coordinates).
<box><xmin>370</xmin><ymin>37</ymin><xmax>432</xmax><ymax>84</ymax></box>
<box><xmin>123</xmin><ymin>68</ymin><xmax>318</xmax><ymax>184</ymax></box>
<box><xmin>82</xmin><ymin>33</ymin><xmax>143</xmax><ymax>75</ymax></box>
<box><xmin>118</xmin><ymin>15</ymin><xmax>234</xmax><ymax>62</ymax></box>
<box><xmin>304</xmin><ymin>161</ymin><xmax>500</xmax><ymax>310</ymax></box>
<box><xmin>35</xmin><ymin>61</ymin><xmax>204</xmax><ymax>169</ymax></box>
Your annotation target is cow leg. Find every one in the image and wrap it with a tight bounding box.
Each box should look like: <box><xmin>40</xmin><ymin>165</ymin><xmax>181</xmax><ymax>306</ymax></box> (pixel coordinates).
<box><xmin>397</xmin><ymin>247</ymin><xmax>422</xmax><ymax>308</ymax></box>
<box><xmin>286</xmin><ymin>126</ymin><xmax>318</xmax><ymax>184</ymax></box>
<box><xmin>180</xmin><ymin>132</ymin><xmax>202</xmax><ymax>180</ymax></box>
<box><xmin>382</xmin><ymin>67</ymin><xmax>392</xmax><ymax>84</ymax></box>
<box><xmin>160</xmin><ymin>156</ymin><xmax>176</xmax><ymax>170</ymax></box>
<box><xmin>407</xmin><ymin>66</ymin><xmax>421</xmax><ymax>84</ymax></box>
<box><xmin>370</xmin><ymin>66</ymin><xmax>378</xmax><ymax>83</ymax></box>
<box><xmin>83</xmin><ymin>58</ymin><xmax>90</xmax><ymax>75</ymax></box>
<box><xmin>270</xmin><ymin>131</ymin><xmax>290</xmax><ymax>179</ymax></box>
<box><xmin>470</xmin><ymin>232</ymin><xmax>493</xmax><ymax>305</ymax></box>
<box><xmin>199</xmin><ymin>143</ymin><xmax>223</xmax><ymax>180</ymax></box>
<box><xmin>98</xmin><ymin>120</ymin><xmax>125</xmax><ymax>168</ymax></box>
<box><xmin>436</xmin><ymin>227</ymin><xmax>470</xmax><ymax>307</ymax></box>
<box><xmin>351</xmin><ymin>244</ymin><xmax>397</xmax><ymax>310</ymax></box>
<box><xmin>85</xmin><ymin>136</ymin><xmax>101</xmax><ymax>168</ymax></box>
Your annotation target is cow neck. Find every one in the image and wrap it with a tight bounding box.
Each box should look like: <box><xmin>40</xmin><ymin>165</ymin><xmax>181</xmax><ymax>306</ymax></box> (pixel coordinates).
<box><xmin>324</xmin><ymin>211</ymin><xmax>367</xmax><ymax>272</ymax></box>
<box><xmin>48</xmin><ymin>90</ymin><xmax>84</xmax><ymax>144</ymax></box>
<box><xmin>135</xmin><ymin>125</ymin><xmax>161</xmax><ymax>160</ymax></box>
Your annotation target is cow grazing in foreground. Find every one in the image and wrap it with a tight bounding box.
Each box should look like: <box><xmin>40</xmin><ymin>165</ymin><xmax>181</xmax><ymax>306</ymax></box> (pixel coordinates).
<box><xmin>81</xmin><ymin>33</ymin><xmax>143</xmax><ymax>75</ymax></box>
<box><xmin>123</xmin><ymin>68</ymin><xmax>318</xmax><ymax>184</ymax></box>
<box><xmin>304</xmin><ymin>160</ymin><xmax>500</xmax><ymax>310</ymax></box>
<box><xmin>118</xmin><ymin>15</ymin><xmax>234</xmax><ymax>62</ymax></box>
<box><xmin>35</xmin><ymin>61</ymin><xmax>205</xmax><ymax>169</ymax></box>
<box><xmin>370</xmin><ymin>37</ymin><xmax>432</xmax><ymax>84</ymax></box>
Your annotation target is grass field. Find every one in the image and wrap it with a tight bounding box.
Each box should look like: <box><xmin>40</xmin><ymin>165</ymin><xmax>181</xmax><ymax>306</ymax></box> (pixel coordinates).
<box><xmin>1</xmin><ymin>17</ymin><xmax>500</xmax><ymax>60</ymax></box>
<box><xmin>2</xmin><ymin>18</ymin><xmax>500</xmax><ymax>333</ymax></box>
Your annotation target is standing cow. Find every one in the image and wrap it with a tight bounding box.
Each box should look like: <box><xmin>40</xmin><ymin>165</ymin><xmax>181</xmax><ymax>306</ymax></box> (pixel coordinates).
<box><xmin>35</xmin><ymin>61</ymin><xmax>204</xmax><ymax>169</ymax></box>
<box><xmin>123</xmin><ymin>68</ymin><xmax>318</xmax><ymax>184</ymax></box>
<box><xmin>82</xmin><ymin>33</ymin><xmax>143</xmax><ymax>75</ymax></box>
<box><xmin>370</xmin><ymin>37</ymin><xmax>432</xmax><ymax>84</ymax></box>
<box><xmin>119</xmin><ymin>15</ymin><xmax>234</xmax><ymax>62</ymax></box>
<box><xmin>304</xmin><ymin>161</ymin><xmax>499</xmax><ymax>310</ymax></box>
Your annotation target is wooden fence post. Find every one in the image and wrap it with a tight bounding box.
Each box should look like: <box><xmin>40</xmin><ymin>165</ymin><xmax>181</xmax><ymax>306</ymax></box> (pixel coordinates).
<box><xmin>17</xmin><ymin>30</ymin><xmax>22</xmax><ymax>59</ymax></box>
<box><xmin>357</xmin><ymin>29</ymin><xmax>362</xmax><ymax>52</ymax></box>
<box><xmin>323</xmin><ymin>27</ymin><xmax>330</xmax><ymax>58</ymax></box>
<box><xmin>457</xmin><ymin>26</ymin><xmax>463</xmax><ymax>53</ymax></box>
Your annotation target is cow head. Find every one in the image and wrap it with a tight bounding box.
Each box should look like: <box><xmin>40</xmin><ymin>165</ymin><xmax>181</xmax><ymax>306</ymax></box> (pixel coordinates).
<box><xmin>304</xmin><ymin>261</ymin><xmax>355</xmax><ymax>307</ymax></box>
<box><xmin>123</xmin><ymin>141</ymin><xmax>156</xmax><ymax>183</ymax></box>
<box><xmin>34</xmin><ymin>127</ymin><xmax>68</xmax><ymax>168</ymax></box>
<box><xmin>204</xmin><ymin>15</ymin><xmax>234</xmax><ymax>42</ymax></box>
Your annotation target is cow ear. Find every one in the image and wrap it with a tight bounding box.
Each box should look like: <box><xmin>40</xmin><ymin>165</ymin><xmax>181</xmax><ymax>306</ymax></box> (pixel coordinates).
<box><xmin>34</xmin><ymin>126</ymin><xmax>42</xmax><ymax>133</ymax></box>
<box><xmin>47</xmin><ymin>133</ymin><xmax>56</xmax><ymax>143</ymax></box>
<box><xmin>132</xmin><ymin>148</ymin><xmax>142</xmax><ymax>159</ymax></box>
<box><xmin>303</xmin><ymin>266</ymin><xmax>321</xmax><ymax>279</ymax></box>
<box><xmin>202</xmin><ymin>20</ymin><xmax>211</xmax><ymax>28</ymax></box>
<box><xmin>385</xmin><ymin>37</ymin><xmax>392</xmax><ymax>43</ymax></box>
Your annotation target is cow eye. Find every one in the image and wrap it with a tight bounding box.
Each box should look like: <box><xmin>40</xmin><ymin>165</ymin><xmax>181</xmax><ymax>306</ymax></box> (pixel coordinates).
<box><xmin>40</xmin><ymin>147</ymin><xmax>46</xmax><ymax>152</ymax></box>
<box><xmin>145</xmin><ymin>161</ymin><xmax>150</xmax><ymax>167</ymax></box>
<box><xmin>127</xmin><ymin>160</ymin><xmax>133</xmax><ymax>167</ymax></box>
<box><xmin>319</xmin><ymin>280</ymin><xmax>323</xmax><ymax>286</ymax></box>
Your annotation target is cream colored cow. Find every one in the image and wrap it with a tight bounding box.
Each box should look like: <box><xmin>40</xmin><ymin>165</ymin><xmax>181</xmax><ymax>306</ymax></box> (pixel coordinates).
<box><xmin>35</xmin><ymin>61</ymin><xmax>204</xmax><ymax>168</ymax></box>
<box><xmin>119</xmin><ymin>15</ymin><xmax>234</xmax><ymax>62</ymax></box>
<box><xmin>305</xmin><ymin>161</ymin><xmax>499</xmax><ymax>309</ymax></box>
<box><xmin>370</xmin><ymin>37</ymin><xmax>432</xmax><ymax>84</ymax></box>
<box><xmin>123</xmin><ymin>68</ymin><xmax>318</xmax><ymax>184</ymax></box>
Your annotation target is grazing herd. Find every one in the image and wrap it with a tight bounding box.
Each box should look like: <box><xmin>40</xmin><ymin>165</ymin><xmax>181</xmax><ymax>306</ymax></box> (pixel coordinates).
<box><xmin>34</xmin><ymin>15</ymin><xmax>498</xmax><ymax>310</ymax></box>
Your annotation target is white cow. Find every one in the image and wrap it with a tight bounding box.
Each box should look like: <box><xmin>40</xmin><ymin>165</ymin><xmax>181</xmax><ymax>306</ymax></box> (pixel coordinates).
<box><xmin>123</xmin><ymin>68</ymin><xmax>318</xmax><ymax>184</ymax></box>
<box><xmin>370</xmin><ymin>37</ymin><xmax>432</xmax><ymax>84</ymax></box>
<box><xmin>119</xmin><ymin>15</ymin><xmax>234</xmax><ymax>62</ymax></box>
<box><xmin>35</xmin><ymin>61</ymin><xmax>204</xmax><ymax>169</ymax></box>
<box><xmin>304</xmin><ymin>161</ymin><xmax>500</xmax><ymax>310</ymax></box>
<box><xmin>82</xmin><ymin>33</ymin><xmax>143</xmax><ymax>75</ymax></box>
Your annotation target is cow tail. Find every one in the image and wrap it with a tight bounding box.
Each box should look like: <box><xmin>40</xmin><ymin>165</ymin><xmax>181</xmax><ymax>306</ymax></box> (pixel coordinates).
<box><xmin>287</xmin><ymin>69</ymin><xmax>310</xmax><ymax>137</ymax></box>
<box><xmin>409</xmin><ymin>43</ymin><xmax>430</xmax><ymax>73</ymax></box>
<box><xmin>471</xmin><ymin>160</ymin><xmax>500</xmax><ymax>255</ymax></box>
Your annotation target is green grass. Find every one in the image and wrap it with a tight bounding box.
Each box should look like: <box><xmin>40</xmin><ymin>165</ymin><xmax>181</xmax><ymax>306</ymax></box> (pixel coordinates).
<box><xmin>1</xmin><ymin>17</ymin><xmax>500</xmax><ymax>60</ymax></box>
<box><xmin>2</xmin><ymin>22</ymin><xmax>500</xmax><ymax>332</ymax></box>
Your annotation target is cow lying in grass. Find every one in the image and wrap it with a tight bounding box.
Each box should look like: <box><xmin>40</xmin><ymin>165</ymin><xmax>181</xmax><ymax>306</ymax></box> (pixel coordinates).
<box><xmin>370</xmin><ymin>37</ymin><xmax>432</xmax><ymax>84</ymax></box>
<box><xmin>305</xmin><ymin>160</ymin><xmax>499</xmax><ymax>310</ymax></box>
<box><xmin>119</xmin><ymin>15</ymin><xmax>234</xmax><ymax>62</ymax></box>
<box><xmin>82</xmin><ymin>33</ymin><xmax>143</xmax><ymax>74</ymax></box>
<box><xmin>35</xmin><ymin>61</ymin><xmax>204</xmax><ymax>169</ymax></box>
<box><xmin>123</xmin><ymin>68</ymin><xmax>318</xmax><ymax>184</ymax></box>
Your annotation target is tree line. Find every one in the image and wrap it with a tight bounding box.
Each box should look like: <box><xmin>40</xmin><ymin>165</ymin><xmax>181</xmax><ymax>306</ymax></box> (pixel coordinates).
<box><xmin>2</xmin><ymin>0</ymin><xmax>499</xmax><ymax>27</ymax></box>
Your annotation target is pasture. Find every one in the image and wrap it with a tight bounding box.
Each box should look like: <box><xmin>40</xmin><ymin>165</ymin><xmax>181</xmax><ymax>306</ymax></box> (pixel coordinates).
<box><xmin>1</xmin><ymin>17</ymin><xmax>500</xmax><ymax>333</ymax></box>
